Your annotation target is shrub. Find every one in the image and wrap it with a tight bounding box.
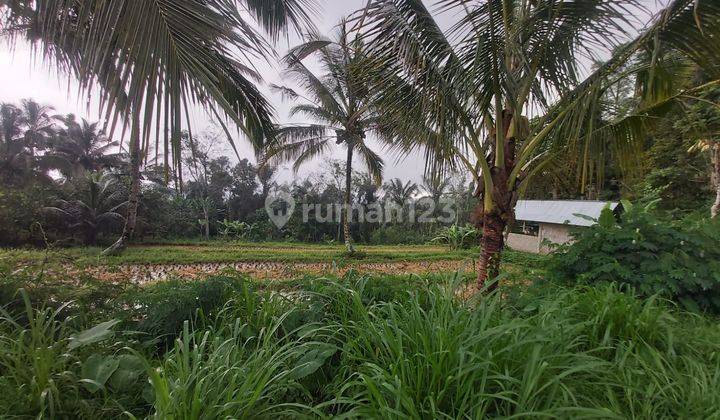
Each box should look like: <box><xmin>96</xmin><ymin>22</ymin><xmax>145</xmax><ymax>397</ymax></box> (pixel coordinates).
<box><xmin>0</xmin><ymin>291</ymin><xmax>145</xmax><ymax>418</ymax></box>
<box><xmin>547</xmin><ymin>201</ymin><xmax>720</xmax><ymax>313</ymax></box>
<box><xmin>0</xmin><ymin>185</ymin><xmax>57</xmax><ymax>246</ymax></box>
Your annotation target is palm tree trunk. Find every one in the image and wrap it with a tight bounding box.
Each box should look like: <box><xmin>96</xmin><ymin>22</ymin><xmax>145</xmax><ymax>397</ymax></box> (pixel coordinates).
<box><xmin>476</xmin><ymin>129</ymin><xmax>517</xmax><ymax>291</ymax></box>
<box><xmin>103</xmin><ymin>114</ymin><xmax>141</xmax><ymax>256</ymax></box>
<box><xmin>477</xmin><ymin>209</ymin><xmax>506</xmax><ymax>291</ymax></box>
<box><xmin>343</xmin><ymin>146</ymin><xmax>355</xmax><ymax>254</ymax></box>
<box><xmin>712</xmin><ymin>143</ymin><xmax>720</xmax><ymax>219</ymax></box>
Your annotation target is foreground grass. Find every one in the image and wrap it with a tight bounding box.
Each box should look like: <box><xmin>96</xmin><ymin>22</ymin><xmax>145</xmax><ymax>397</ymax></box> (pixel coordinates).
<box><xmin>1</xmin><ymin>269</ymin><xmax>719</xmax><ymax>418</ymax></box>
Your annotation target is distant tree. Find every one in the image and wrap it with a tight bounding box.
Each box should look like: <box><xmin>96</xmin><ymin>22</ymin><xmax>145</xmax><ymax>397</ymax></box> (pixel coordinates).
<box><xmin>183</xmin><ymin>132</ymin><xmax>223</xmax><ymax>240</ymax></box>
<box><xmin>0</xmin><ymin>102</ymin><xmax>55</xmax><ymax>185</ymax></box>
<box><xmin>228</xmin><ymin>159</ymin><xmax>263</xmax><ymax>221</ymax></box>
<box><xmin>43</xmin><ymin>172</ymin><xmax>126</xmax><ymax>245</ymax></box>
<box><xmin>421</xmin><ymin>175</ymin><xmax>450</xmax><ymax>204</ymax></box>
<box><xmin>265</xmin><ymin>23</ymin><xmax>390</xmax><ymax>254</ymax></box>
<box><xmin>2</xmin><ymin>0</ymin><xmax>315</xmax><ymax>255</ymax></box>
<box><xmin>50</xmin><ymin>114</ymin><xmax>124</xmax><ymax>178</ymax></box>
<box><xmin>257</xmin><ymin>164</ymin><xmax>277</xmax><ymax>199</ymax></box>
<box><xmin>17</xmin><ymin>99</ymin><xmax>56</xmax><ymax>153</ymax></box>
<box><xmin>383</xmin><ymin>178</ymin><xmax>418</xmax><ymax>208</ymax></box>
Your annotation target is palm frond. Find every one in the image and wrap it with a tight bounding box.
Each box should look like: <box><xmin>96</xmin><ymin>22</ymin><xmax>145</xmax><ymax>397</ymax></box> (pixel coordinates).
<box><xmin>1</xmin><ymin>0</ymin><xmax>315</xmax><ymax>175</ymax></box>
<box><xmin>242</xmin><ymin>0</ymin><xmax>318</xmax><ymax>41</ymax></box>
<box><xmin>265</xmin><ymin>124</ymin><xmax>331</xmax><ymax>167</ymax></box>
<box><xmin>355</xmin><ymin>141</ymin><xmax>384</xmax><ymax>186</ymax></box>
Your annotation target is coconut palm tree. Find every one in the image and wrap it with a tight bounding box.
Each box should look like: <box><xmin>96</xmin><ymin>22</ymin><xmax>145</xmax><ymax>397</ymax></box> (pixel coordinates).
<box><xmin>359</xmin><ymin>0</ymin><xmax>720</xmax><ymax>288</ymax></box>
<box><xmin>49</xmin><ymin>114</ymin><xmax>124</xmax><ymax>179</ymax></box>
<box><xmin>0</xmin><ymin>102</ymin><xmax>55</xmax><ymax>185</ymax></box>
<box><xmin>1</xmin><ymin>0</ymin><xmax>316</xmax><ymax>254</ymax></box>
<box><xmin>421</xmin><ymin>174</ymin><xmax>450</xmax><ymax>204</ymax></box>
<box><xmin>265</xmin><ymin>23</ymin><xmax>388</xmax><ymax>253</ymax></box>
<box><xmin>17</xmin><ymin>99</ymin><xmax>56</xmax><ymax>153</ymax></box>
<box><xmin>43</xmin><ymin>172</ymin><xmax>126</xmax><ymax>245</ymax></box>
<box><xmin>383</xmin><ymin>178</ymin><xmax>418</xmax><ymax>208</ymax></box>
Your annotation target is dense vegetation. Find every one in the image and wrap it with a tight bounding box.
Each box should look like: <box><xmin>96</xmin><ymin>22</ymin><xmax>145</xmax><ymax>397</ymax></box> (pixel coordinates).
<box><xmin>1</xmin><ymin>0</ymin><xmax>720</xmax><ymax>417</ymax></box>
<box><xmin>549</xmin><ymin>202</ymin><xmax>720</xmax><ymax>313</ymax></box>
<box><xmin>0</xmin><ymin>95</ymin><xmax>715</xmax><ymax>250</ymax></box>
<box><xmin>1</xmin><ymin>269</ymin><xmax>719</xmax><ymax>418</ymax></box>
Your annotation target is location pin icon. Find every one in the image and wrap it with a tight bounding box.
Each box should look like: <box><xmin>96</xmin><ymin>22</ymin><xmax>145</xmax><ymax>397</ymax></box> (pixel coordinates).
<box><xmin>265</xmin><ymin>191</ymin><xmax>296</xmax><ymax>228</ymax></box>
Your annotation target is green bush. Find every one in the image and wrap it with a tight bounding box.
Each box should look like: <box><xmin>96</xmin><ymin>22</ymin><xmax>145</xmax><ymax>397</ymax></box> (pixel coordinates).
<box><xmin>0</xmin><ymin>185</ymin><xmax>57</xmax><ymax>246</ymax></box>
<box><xmin>0</xmin><ymin>291</ymin><xmax>148</xmax><ymax>418</ymax></box>
<box><xmin>547</xmin><ymin>201</ymin><xmax>720</xmax><ymax>313</ymax></box>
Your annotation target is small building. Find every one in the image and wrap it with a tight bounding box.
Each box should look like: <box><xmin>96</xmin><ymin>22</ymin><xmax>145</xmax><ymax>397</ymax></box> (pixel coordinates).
<box><xmin>507</xmin><ymin>200</ymin><xmax>621</xmax><ymax>254</ymax></box>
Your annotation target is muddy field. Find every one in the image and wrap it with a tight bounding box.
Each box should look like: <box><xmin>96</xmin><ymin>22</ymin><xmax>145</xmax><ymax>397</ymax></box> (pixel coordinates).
<box><xmin>60</xmin><ymin>259</ymin><xmax>478</xmax><ymax>283</ymax></box>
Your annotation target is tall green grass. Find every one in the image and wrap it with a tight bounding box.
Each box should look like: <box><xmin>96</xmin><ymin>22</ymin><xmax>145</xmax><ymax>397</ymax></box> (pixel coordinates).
<box><xmin>298</xmin><ymin>277</ymin><xmax>720</xmax><ymax>418</ymax></box>
<box><xmin>0</xmin><ymin>293</ymin><xmax>79</xmax><ymax>417</ymax></box>
<box><xmin>1</xmin><ymin>273</ymin><xmax>719</xmax><ymax>418</ymax></box>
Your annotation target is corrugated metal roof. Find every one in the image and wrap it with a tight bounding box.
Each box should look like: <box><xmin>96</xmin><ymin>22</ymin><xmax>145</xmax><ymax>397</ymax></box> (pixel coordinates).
<box><xmin>515</xmin><ymin>200</ymin><xmax>620</xmax><ymax>227</ymax></box>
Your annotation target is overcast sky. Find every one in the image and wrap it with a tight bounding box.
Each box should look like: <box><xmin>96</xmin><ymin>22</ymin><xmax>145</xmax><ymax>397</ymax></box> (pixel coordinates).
<box><xmin>0</xmin><ymin>0</ymin><xmax>663</xmax><ymax>185</ymax></box>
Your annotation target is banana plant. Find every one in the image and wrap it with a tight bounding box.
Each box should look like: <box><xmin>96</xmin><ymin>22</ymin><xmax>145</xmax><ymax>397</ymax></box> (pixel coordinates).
<box><xmin>432</xmin><ymin>224</ymin><xmax>480</xmax><ymax>251</ymax></box>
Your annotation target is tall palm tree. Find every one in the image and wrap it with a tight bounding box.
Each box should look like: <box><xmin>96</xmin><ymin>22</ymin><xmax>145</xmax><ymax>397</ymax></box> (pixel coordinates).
<box><xmin>359</xmin><ymin>0</ymin><xmax>720</xmax><ymax>288</ymax></box>
<box><xmin>265</xmin><ymin>23</ymin><xmax>388</xmax><ymax>253</ymax></box>
<box><xmin>17</xmin><ymin>99</ymin><xmax>56</xmax><ymax>153</ymax></box>
<box><xmin>421</xmin><ymin>174</ymin><xmax>450</xmax><ymax>203</ymax></box>
<box><xmin>383</xmin><ymin>178</ymin><xmax>418</xmax><ymax>208</ymax></box>
<box><xmin>50</xmin><ymin>114</ymin><xmax>124</xmax><ymax>178</ymax></box>
<box><xmin>43</xmin><ymin>172</ymin><xmax>127</xmax><ymax>245</ymax></box>
<box><xmin>0</xmin><ymin>102</ymin><xmax>55</xmax><ymax>185</ymax></box>
<box><xmin>1</xmin><ymin>0</ymin><xmax>316</xmax><ymax>254</ymax></box>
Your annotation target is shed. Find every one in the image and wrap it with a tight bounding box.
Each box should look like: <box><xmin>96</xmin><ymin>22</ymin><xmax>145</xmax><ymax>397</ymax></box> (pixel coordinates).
<box><xmin>507</xmin><ymin>200</ymin><xmax>621</xmax><ymax>254</ymax></box>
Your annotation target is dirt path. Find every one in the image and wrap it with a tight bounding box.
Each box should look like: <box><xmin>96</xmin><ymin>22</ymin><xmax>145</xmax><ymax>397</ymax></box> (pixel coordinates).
<box><xmin>63</xmin><ymin>259</ymin><xmax>477</xmax><ymax>284</ymax></box>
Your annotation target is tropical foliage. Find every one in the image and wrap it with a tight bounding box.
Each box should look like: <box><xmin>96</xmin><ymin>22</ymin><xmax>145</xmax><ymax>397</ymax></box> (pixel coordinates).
<box><xmin>432</xmin><ymin>224</ymin><xmax>480</xmax><ymax>250</ymax></box>
<box><xmin>266</xmin><ymin>23</ymin><xmax>390</xmax><ymax>253</ymax></box>
<box><xmin>548</xmin><ymin>201</ymin><xmax>720</xmax><ymax>312</ymax></box>
<box><xmin>356</xmin><ymin>0</ymin><xmax>720</xmax><ymax>287</ymax></box>
<box><xmin>49</xmin><ymin>115</ymin><xmax>123</xmax><ymax>179</ymax></box>
<box><xmin>1</xmin><ymin>271</ymin><xmax>720</xmax><ymax>418</ymax></box>
<box><xmin>0</xmin><ymin>101</ymin><xmax>56</xmax><ymax>185</ymax></box>
<box><xmin>43</xmin><ymin>172</ymin><xmax>126</xmax><ymax>246</ymax></box>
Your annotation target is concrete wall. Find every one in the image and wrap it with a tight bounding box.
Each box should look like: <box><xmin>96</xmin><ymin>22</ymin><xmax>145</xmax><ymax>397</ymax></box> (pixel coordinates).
<box><xmin>539</xmin><ymin>223</ymin><xmax>573</xmax><ymax>254</ymax></box>
<box><xmin>507</xmin><ymin>233</ymin><xmax>541</xmax><ymax>254</ymax></box>
<box><xmin>508</xmin><ymin>223</ymin><xmax>574</xmax><ymax>254</ymax></box>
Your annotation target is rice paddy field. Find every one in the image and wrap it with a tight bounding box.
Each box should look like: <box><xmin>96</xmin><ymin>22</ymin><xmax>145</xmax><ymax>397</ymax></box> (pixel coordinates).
<box><xmin>0</xmin><ymin>242</ymin><xmax>543</xmax><ymax>283</ymax></box>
